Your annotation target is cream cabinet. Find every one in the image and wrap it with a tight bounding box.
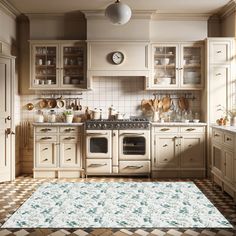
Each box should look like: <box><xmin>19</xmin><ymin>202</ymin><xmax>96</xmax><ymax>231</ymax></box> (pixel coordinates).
<box><xmin>33</xmin><ymin>125</ymin><xmax>84</xmax><ymax>178</ymax></box>
<box><xmin>152</xmin><ymin>125</ymin><xmax>206</xmax><ymax>178</ymax></box>
<box><xmin>211</xmin><ymin>127</ymin><xmax>236</xmax><ymax>200</ymax></box>
<box><xmin>30</xmin><ymin>40</ymin><xmax>86</xmax><ymax>90</ymax></box>
<box><xmin>148</xmin><ymin>42</ymin><xmax>204</xmax><ymax>90</ymax></box>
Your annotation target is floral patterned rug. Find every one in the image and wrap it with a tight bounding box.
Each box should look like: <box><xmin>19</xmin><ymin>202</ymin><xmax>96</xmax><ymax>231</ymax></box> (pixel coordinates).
<box><xmin>2</xmin><ymin>182</ymin><xmax>232</xmax><ymax>228</ymax></box>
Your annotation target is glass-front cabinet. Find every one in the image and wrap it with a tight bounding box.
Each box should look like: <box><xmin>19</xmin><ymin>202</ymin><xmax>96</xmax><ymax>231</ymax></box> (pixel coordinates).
<box><xmin>30</xmin><ymin>40</ymin><xmax>86</xmax><ymax>90</ymax></box>
<box><xmin>150</xmin><ymin>42</ymin><xmax>204</xmax><ymax>89</ymax></box>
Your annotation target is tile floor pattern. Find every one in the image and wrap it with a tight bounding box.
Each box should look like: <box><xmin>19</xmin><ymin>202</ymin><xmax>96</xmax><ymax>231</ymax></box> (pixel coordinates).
<box><xmin>0</xmin><ymin>176</ymin><xmax>235</xmax><ymax>236</ymax></box>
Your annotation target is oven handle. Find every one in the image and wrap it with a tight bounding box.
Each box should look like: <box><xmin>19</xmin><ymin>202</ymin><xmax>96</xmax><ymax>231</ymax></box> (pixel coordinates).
<box><xmin>125</xmin><ymin>165</ymin><xmax>143</xmax><ymax>169</ymax></box>
<box><xmin>88</xmin><ymin>163</ymin><xmax>107</xmax><ymax>167</ymax></box>
<box><xmin>121</xmin><ymin>133</ymin><xmax>145</xmax><ymax>136</ymax></box>
<box><xmin>86</xmin><ymin>133</ymin><xmax>108</xmax><ymax>136</ymax></box>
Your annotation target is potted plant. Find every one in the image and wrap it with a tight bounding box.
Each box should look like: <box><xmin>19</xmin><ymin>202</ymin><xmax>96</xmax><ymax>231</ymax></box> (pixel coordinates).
<box><xmin>64</xmin><ymin>110</ymin><xmax>74</xmax><ymax>123</ymax></box>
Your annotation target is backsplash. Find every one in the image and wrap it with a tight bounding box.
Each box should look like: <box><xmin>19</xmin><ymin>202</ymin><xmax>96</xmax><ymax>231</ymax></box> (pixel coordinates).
<box><xmin>20</xmin><ymin>77</ymin><xmax>201</xmax><ymax>122</ymax></box>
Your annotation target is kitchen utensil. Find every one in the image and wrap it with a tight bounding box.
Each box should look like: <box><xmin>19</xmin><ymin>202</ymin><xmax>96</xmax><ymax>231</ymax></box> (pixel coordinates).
<box><xmin>57</xmin><ymin>99</ymin><xmax>65</xmax><ymax>109</ymax></box>
<box><xmin>26</xmin><ymin>103</ymin><xmax>34</xmax><ymax>111</ymax></box>
<box><xmin>193</xmin><ymin>119</ymin><xmax>200</xmax><ymax>123</ymax></box>
<box><xmin>71</xmin><ymin>99</ymin><xmax>75</xmax><ymax>110</ymax></box>
<box><xmin>39</xmin><ymin>99</ymin><xmax>48</xmax><ymax>109</ymax></box>
<box><xmin>162</xmin><ymin>96</ymin><xmax>171</xmax><ymax>112</ymax></box>
<box><xmin>78</xmin><ymin>99</ymin><xmax>82</xmax><ymax>111</ymax></box>
<box><xmin>160</xmin><ymin>58</ymin><xmax>170</xmax><ymax>65</ymax></box>
<box><xmin>178</xmin><ymin>97</ymin><xmax>189</xmax><ymax>111</ymax></box>
<box><xmin>64</xmin><ymin>76</ymin><xmax>70</xmax><ymax>84</ymax></box>
<box><xmin>47</xmin><ymin>99</ymin><xmax>57</xmax><ymax>109</ymax></box>
<box><xmin>116</xmin><ymin>112</ymin><xmax>125</xmax><ymax>120</ymax></box>
<box><xmin>71</xmin><ymin>78</ymin><xmax>80</xmax><ymax>84</ymax></box>
<box><xmin>92</xmin><ymin>109</ymin><xmax>101</xmax><ymax>120</ymax></box>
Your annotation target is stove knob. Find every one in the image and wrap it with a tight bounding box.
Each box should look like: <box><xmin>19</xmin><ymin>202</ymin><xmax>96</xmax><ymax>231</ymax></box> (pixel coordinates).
<box><xmin>116</xmin><ymin>123</ymin><xmax>120</xmax><ymax>128</ymax></box>
<box><xmin>98</xmin><ymin>123</ymin><xmax>102</xmax><ymax>128</ymax></box>
<box><xmin>103</xmin><ymin>123</ymin><xmax>107</xmax><ymax>128</ymax></box>
<box><xmin>93</xmin><ymin>124</ymin><xmax>97</xmax><ymax>128</ymax></box>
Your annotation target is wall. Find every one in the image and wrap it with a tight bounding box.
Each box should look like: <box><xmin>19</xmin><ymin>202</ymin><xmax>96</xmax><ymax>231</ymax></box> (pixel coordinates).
<box><xmin>0</xmin><ymin>6</ymin><xmax>20</xmax><ymax>177</ymax></box>
<box><xmin>221</xmin><ymin>12</ymin><xmax>236</xmax><ymax>37</ymax></box>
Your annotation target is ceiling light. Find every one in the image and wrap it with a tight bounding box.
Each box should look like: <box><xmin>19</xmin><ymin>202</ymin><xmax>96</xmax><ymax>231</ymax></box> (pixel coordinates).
<box><xmin>105</xmin><ymin>0</ymin><xmax>132</xmax><ymax>25</ymax></box>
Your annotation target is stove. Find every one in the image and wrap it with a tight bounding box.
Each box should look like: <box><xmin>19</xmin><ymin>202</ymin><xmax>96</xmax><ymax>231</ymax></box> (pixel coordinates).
<box><xmin>85</xmin><ymin>117</ymin><xmax>150</xmax><ymax>130</ymax></box>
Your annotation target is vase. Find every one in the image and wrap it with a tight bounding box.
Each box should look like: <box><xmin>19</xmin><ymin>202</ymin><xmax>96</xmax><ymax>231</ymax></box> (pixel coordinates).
<box><xmin>65</xmin><ymin>115</ymin><xmax>73</xmax><ymax>123</ymax></box>
<box><xmin>153</xmin><ymin>111</ymin><xmax>160</xmax><ymax>122</ymax></box>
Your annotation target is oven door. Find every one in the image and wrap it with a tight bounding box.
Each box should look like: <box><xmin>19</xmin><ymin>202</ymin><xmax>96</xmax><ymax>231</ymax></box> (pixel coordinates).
<box><xmin>119</xmin><ymin>130</ymin><xmax>150</xmax><ymax>160</ymax></box>
<box><xmin>86</xmin><ymin>130</ymin><xmax>112</xmax><ymax>158</ymax></box>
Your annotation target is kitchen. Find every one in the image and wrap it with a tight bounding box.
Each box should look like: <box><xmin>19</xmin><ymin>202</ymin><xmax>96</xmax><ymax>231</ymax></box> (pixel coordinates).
<box><xmin>0</xmin><ymin>0</ymin><xmax>236</xmax><ymax>235</ymax></box>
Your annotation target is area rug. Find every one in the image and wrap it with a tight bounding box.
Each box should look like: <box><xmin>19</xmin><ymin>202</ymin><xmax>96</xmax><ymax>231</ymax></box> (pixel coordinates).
<box><xmin>1</xmin><ymin>182</ymin><xmax>232</xmax><ymax>228</ymax></box>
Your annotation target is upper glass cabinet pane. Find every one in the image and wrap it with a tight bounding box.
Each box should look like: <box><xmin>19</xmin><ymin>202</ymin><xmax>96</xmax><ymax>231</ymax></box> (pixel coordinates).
<box><xmin>34</xmin><ymin>46</ymin><xmax>57</xmax><ymax>86</ymax></box>
<box><xmin>153</xmin><ymin>46</ymin><xmax>177</xmax><ymax>86</ymax></box>
<box><xmin>183</xmin><ymin>46</ymin><xmax>202</xmax><ymax>85</ymax></box>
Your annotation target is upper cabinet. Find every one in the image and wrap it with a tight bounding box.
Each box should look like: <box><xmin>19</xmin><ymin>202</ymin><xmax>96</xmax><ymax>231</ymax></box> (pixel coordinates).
<box><xmin>147</xmin><ymin>42</ymin><xmax>204</xmax><ymax>90</ymax></box>
<box><xmin>30</xmin><ymin>40</ymin><xmax>87</xmax><ymax>90</ymax></box>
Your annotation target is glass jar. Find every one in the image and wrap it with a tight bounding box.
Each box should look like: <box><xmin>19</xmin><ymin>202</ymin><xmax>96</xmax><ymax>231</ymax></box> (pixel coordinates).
<box><xmin>35</xmin><ymin>110</ymin><xmax>44</xmax><ymax>123</ymax></box>
<box><xmin>48</xmin><ymin>110</ymin><xmax>56</xmax><ymax>123</ymax></box>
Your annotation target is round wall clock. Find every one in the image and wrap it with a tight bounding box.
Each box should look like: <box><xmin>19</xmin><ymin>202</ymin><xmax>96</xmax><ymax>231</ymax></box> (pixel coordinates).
<box><xmin>111</xmin><ymin>51</ymin><xmax>125</xmax><ymax>65</ymax></box>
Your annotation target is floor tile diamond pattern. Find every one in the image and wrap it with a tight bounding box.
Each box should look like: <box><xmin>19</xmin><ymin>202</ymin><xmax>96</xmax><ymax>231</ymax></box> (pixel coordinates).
<box><xmin>0</xmin><ymin>176</ymin><xmax>235</xmax><ymax>236</ymax></box>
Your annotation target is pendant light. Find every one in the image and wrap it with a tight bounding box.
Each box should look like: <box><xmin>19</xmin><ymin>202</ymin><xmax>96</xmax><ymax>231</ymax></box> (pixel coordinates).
<box><xmin>105</xmin><ymin>0</ymin><xmax>132</xmax><ymax>25</ymax></box>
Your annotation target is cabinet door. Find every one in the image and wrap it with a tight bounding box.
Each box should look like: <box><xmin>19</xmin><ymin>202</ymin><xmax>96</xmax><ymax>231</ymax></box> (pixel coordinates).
<box><xmin>211</xmin><ymin>143</ymin><xmax>223</xmax><ymax>177</ymax></box>
<box><xmin>223</xmin><ymin>149</ymin><xmax>234</xmax><ymax>184</ymax></box>
<box><xmin>180</xmin><ymin>135</ymin><xmax>204</xmax><ymax>168</ymax></box>
<box><xmin>154</xmin><ymin>134</ymin><xmax>179</xmax><ymax>168</ymax></box>
<box><xmin>35</xmin><ymin>142</ymin><xmax>57</xmax><ymax>167</ymax></box>
<box><xmin>60</xmin><ymin>43</ymin><xmax>86</xmax><ymax>89</ymax></box>
<box><xmin>209</xmin><ymin>65</ymin><xmax>230</xmax><ymax>123</ymax></box>
<box><xmin>151</xmin><ymin>44</ymin><xmax>178</xmax><ymax>89</ymax></box>
<box><xmin>180</xmin><ymin>43</ymin><xmax>204</xmax><ymax>88</ymax></box>
<box><xmin>30</xmin><ymin>44</ymin><xmax>59</xmax><ymax>89</ymax></box>
<box><xmin>60</xmin><ymin>138</ymin><xmax>81</xmax><ymax>167</ymax></box>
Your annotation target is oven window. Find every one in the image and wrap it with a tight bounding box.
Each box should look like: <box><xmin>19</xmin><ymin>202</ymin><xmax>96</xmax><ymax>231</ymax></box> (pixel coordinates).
<box><xmin>123</xmin><ymin>137</ymin><xmax>145</xmax><ymax>155</ymax></box>
<box><xmin>90</xmin><ymin>138</ymin><xmax>108</xmax><ymax>153</ymax></box>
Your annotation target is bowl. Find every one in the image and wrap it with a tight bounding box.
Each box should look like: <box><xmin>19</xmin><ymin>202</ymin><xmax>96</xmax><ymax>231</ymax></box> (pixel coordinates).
<box><xmin>160</xmin><ymin>58</ymin><xmax>170</xmax><ymax>65</ymax></box>
<box><xmin>183</xmin><ymin>119</ymin><xmax>189</xmax><ymax>123</ymax></box>
<box><xmin>71</xmin><ymin>78</ymin><xmax>80</xmax><ymax>84</ymax></box>
<box><xmin>193</xmin><ymin>119</ymin><xmax>200</xmax><ymax>123</ymax></box>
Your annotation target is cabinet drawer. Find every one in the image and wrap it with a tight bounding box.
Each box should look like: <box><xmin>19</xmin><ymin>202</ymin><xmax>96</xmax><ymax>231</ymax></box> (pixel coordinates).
<box><xmin>223</xmin><ymin>132</ymin><xmax>234</xmax><ymax>148</ymax></box>
<box><xmin>60</xmin><ymin>135</ymin><xmax>78</xmax><ymax>142</ymax></box>
<box><xmin>59</xmin><ymin>127</ymin><xmax>80</xmax><ymax>134</ymax></box>
<box><xmin>154</xmin><ymin>127</ymin><xmax>179</xmax><ymax>133</ymax></box>
<box><xmin>212</xmin><ymin>129</ymin><xmax>223</xmax><ymax>144</ymax></box>
<box><xmin>119</xmin><ymin>161</ymin><xmax>150</xmax><ymax>174</ymax></box>
<box><xmin>35</xmin><ymin>127</ymin><xmax>58</xmax><ymax>133</ymax></box>
<box><xmin>35</xmin><ymin>135</ymin><xmax>57</xmax><ymax>142</ymax></box>
<box><xmin>86</xmin><ymin>159</ymin><xmax>112</xmax><ymax>174</ymax></box>
<box><xmin>180</xmin><ymin>126</ymin><xmax>205</xmax><ymax>133</ymax></box>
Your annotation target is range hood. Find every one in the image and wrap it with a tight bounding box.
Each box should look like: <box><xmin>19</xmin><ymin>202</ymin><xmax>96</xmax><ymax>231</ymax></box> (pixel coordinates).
<box><xmin>86</xmin><ymin>40</ymin><xmax>150</xmax><ymax>89</ymax></box>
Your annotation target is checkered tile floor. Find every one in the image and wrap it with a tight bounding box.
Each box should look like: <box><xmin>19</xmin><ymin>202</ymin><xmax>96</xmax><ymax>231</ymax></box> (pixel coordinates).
<box><xmin>0</xmin><ymin>176</ymin><xmax>235</xmax><ymax>236</ymax></box>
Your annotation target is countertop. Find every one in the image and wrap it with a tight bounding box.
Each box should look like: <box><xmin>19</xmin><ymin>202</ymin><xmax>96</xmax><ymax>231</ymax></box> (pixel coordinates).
<box><xmin>33</xmin><ymin>122</ymin><xmax>84</xmax><ymax>126</ymax></box>
<box><xmin>211</xmin><ymin>125</ymin><xmax>236</xmax><ymax>134</ymax></box>
<box><xmin>151</xmin><ymin>122</ymin><xmax>207</xmax><ymax>126</ymax></box>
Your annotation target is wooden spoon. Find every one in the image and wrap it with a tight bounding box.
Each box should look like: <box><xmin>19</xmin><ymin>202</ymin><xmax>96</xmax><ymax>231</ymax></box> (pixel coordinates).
<box><xmin>162</xmin><ymin>96</ymin><xmax>171</xmax><ymax>112</ymax></box>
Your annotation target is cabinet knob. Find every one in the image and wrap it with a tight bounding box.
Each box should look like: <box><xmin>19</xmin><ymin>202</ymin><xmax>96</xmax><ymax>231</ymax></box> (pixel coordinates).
<box><xmin>226</xmin><ymin>137</ymin><xmax>232</xmax><ymax>141</ymax></box>
<box><xmin>66</xmin><ymin>158</ymin><xmax>71</xmax><ymax>161</ymax></box>
<box><xmin>164</xmin><ymin>158</ymin><xmax>168</xmax><ymax>161</ymax></box>
<box><xmin>186</xmin><ymin>128</ymin><xmax>195</xmax><ymax>131</ymax></box>
<box><xmin>214</xmin><ymin>134</ymin><xmax>219</xmax><ymax>137</ymax></box>
<box><xmin>161</xmin><ymin>128</ymin><xmax>170</xmax><ymax>131</ymax></box>
<box><xmin>188</xmin><ymin>144</ymin><xmax>192</xmax><ymax>148</ymax></box>
<box><xmin>66</xmin><ymin>148</ymin><xmax>72</xmax><ymax>150</ymax></box>
<box><xmin>41</xmin><ymin>137</ymin><xmax>52</xmax><ymax>140</ymax></box>
<box><xmin>163</xmin><ymin>144</ymin><xmax>168</xmax><ymax>147</ymax></box>
<box><xmin>43</xmin><ymin>158</ymin><xmax>48</xmax><ymax>162</ymax></box>
<box><xmin>216</xmin><ymin>50</ymin><xmax>222</xmax><ymax>53</ymax></box>
<box><xmin>216</xmin><ymin>73</ymin><xmax>222</xmax><ymax>76</ymax></box>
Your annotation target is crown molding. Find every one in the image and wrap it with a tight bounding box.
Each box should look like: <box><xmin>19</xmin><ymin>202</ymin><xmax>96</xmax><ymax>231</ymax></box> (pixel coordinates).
<box><xmin>83</xmin><ymin>10</ymin><xmax>155</xmax><ymax>20</ymax></box>
<box><xmin>26</xmin><ymin>13</ymin><xmax>65</xmax><ymax>20</ymax></box>
<box><xmin>219</xmin><ymin>0</ymin><xmax>236</xmax><ymax>19</ymax></box>
<box><xmin>151</xmin><ymin>13</ymin><xmax>210</xmax><ymax>21</ymax></box>
<box><xmin>0</xmin><ymin>0</ymin><xmax>20</xmax><ymax>19</ymax></box>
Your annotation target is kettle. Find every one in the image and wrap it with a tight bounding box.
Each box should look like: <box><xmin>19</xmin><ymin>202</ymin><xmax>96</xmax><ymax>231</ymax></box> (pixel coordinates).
<box><xmin>92</xmin><ymin>108</ymin><xmax>102</xmax><ymax>120</ymax></box>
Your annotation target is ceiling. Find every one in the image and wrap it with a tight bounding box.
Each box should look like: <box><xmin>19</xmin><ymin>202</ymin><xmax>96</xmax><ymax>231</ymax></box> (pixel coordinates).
<box><xmin>6</xmin><ymin>0</ymin><xmax>232</xmax><ymax>15</ymax></box>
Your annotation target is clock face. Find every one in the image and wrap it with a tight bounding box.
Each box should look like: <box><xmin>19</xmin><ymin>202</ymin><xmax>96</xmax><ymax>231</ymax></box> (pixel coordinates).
<box><xmin>112</xmin><ymin>51</ymin><xmax>124</xmax><ymax>65</ymax></box>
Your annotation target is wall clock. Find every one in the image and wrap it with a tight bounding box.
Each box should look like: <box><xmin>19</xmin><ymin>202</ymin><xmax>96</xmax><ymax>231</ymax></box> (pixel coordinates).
<box><xmin>111</xmin><ymin>51</ymin><xmax>125</xmax><ymax>65</ymax></box>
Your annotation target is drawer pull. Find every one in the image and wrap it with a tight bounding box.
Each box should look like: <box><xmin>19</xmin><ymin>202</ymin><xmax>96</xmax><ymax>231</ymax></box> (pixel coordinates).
<box><xmin>160</xmin><ymin>128</ymin><xmax>170</xmax><ymax>131</ymax></box>
<box><xmin>179</xmin><ymin>136</ymin><xmax>183</xmax><ymax>138</ymax></box>
<box><xmin>43</xmin><ymin>158</ymin><xmax>48</xmax><ymax>162</ymax></box>
<box><xmin>66</xmin><ymin>158</ymin><xmax>71</xmax><ymax>161</ymax></box>
<box><xmin>41</xmin><ymin>137</ymin><xmax>52</xmax><ymax>140</ymax></box>
<box><xmin>164</xmin><ymin>158</ymin><xmax>168</xmax><ymax>161</ymax></box>
<box><xmin>216</xmin><ymin>50</ymin><xmax>222</xmax><ymax>53</ymax></box>
<box><xmin>66</xmin><ymin>148</ymin><xmax>72</xmax><ymax>150</ymax></box>
<box><xmin>186</xmin><ymin>128</ymin><xmax>195</xmax><ymax>131</ymax></box>
<box><xmin>226</xmin><ymin>137</ymin><xmax>232</xmax><ymax>141</ymax></box>
<box><xmin>64</xmin><ymin>137</ymin><xmax>75</xmax><ymax>140</ymax></box>
<box><xmin>87</xmin><ymin>133</ymin><xmax>108</xmax><ymax>136</ymax></box>
<box><xmin>216</xmin><ymin>73</ymin><xmax>222</xmax><ymax>76</ymax></box>
<box><xmin>188</xmin><ymin>144</ymin><xmax>192</xmax><ymax>147</ymax></box>
<box><xmin>41</xmin><ymin>128</ymin><xmax>52</xmax><ymax>132</ymax></box>
<box><xmin>214</xmin><ymin>134</ymin><xmax>220</xmax><ymax>137</ymax></box>
<box><xmin>42</xmin><ymin>148</ymin><xmax>48</xmax><ymax>151</ymax></box>
<box><xmin>163</xmin><ymin>144</ymin><xmax>168</xmax><ymax>147</ymax></box>
<box><xmin>88</xmin><ymin>163</ymin><xmax>107</xmax><ymax>167</ymax></box>
<box><xmin>125</xmin><ymin>165</ymin><xmax>143</xmax><ymax>169</ymax></box>
<box><xmin>65</xmin><ymin>128</ymin><xmax>75</xmax><ymax>132</ymax></box>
